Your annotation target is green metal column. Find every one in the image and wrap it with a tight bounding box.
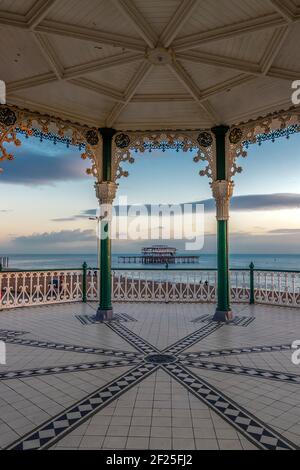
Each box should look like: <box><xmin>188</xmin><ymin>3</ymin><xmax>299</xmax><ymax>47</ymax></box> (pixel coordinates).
<box><xmin>249</xmin><ymin>262</ymin><xmax>255</xmax><ymax>305</ymax></box>
<box><xmin>212</xmin><ymin>125</ymin><xmax>232</xmax><ymax>322</ymax></box>
<box><xmin>96</xmin><ymin>128</ymin><xmax>116</xmax><ymax>321</ymax></box>
<box><xmin>82</xmin><ymin>262</ymin><xmax>87</xmax><ymax>303</ymax></box>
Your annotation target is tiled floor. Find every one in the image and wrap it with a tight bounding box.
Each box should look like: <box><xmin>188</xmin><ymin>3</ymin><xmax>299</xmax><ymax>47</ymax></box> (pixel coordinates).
<box><xmin>0</xmin><ymin>301</ymin><xmax>299</xmax><ymax>450</ymax></box>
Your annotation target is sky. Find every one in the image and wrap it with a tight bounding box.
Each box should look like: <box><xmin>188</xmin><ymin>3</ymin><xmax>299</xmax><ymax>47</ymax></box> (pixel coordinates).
<box><xmin>0</xmin><ymin>131</ymin><xmax>300</xmax><ymax>254</ymax></box>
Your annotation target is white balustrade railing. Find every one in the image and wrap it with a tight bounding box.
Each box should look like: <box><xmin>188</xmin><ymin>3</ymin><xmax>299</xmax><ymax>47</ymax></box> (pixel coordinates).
<box><xmin>112</xmin><ymin>270</ymin><xmax>217</xmax><ymax>303</ymax></box>
<box><xmin>0</xmin><ymin>270</ymin><xmax>83</xmax><ymax>309</ymax></box>
<box><xmin>230</xmin><ymin>270</ymin><xmax>251</xmax><ymax>304</ymax></box>
<box><xmin>254</xmin><ymin>270</ymin><xmax>300</xmax><ymax>307</ymax></box>
<box><xmin>0</xmin><ymin>268</ymin><xmax>299</xmax><ymax>310</ymax></box>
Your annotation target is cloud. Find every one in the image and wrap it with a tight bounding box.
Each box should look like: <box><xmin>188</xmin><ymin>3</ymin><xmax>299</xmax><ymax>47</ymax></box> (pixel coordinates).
<box><xmin>12</xmin><ymin>229</ymin><xmax>95</xmax><ymax>247</ymax></box>
<box><xmin>53</xmin><ymin>193</ymin><xmax>300</xmax><ymax>223</ymax></box>
<box><xmin>268</xmin><ymin>228</ymin><xmax>300</xmax><ymax>234</ymax></box>
<box><xmin>52</xmin><ymin>209</ymin><xmax>97</xmax><ymax>222</ymax></box>
<box><xmin>0</xmin><ymin>142</ymin><xmax>87</xmax><ymax>185</ymax></box>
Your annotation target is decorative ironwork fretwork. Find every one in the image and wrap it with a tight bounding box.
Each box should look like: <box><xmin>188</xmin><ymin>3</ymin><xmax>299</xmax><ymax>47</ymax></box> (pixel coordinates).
<box><xmin>0</xmin><ymin>107</ymin><xmax>17</xmax><ymax>127</ymax></box>
<box><xmin>227</xmin><ymin>107</ymin><xmax>300</xmax><ymax>180</ymax></box>
<box><xmin>112</xmin><ymin>131</ymin><xmax>216</xmax><ymax>182</ymax></box>
<box><xmin>0</xmin><ymin>105</ymin><xmax>102</xmax><ymax>178</ymax></box>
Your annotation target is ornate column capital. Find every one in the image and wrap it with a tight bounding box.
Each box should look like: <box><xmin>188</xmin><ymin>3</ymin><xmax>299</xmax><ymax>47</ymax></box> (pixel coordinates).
<box><xmin>211</xmin><ymin>180</ymin><xmax>234</xmax><ymax>221</ymax></box>
<box><xmin>94</xmin><ymin>181</ymin><xmax>118</xmax><ymax>205</ymax></box>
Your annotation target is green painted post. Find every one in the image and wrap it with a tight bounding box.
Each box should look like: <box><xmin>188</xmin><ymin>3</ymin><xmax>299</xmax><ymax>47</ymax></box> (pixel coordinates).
<box><xmin>96</xmin><ymin>128</ymin><xmax>116</xmax><ymax>322</ymax></box>
<box><xmin>82</xmin><ymin>262</ymin><xmax>87</xmax><ymax>303</ymax></box>
<box><xmin>217</xmin><ymin>220</ymin><xmax>230</xmax><ymax>313</ymax></box>
<box><xmin>212</xmin><ymin>125</ymin><xmax>232</xmax><ymax>322</ymax></box>
<box><xmin>249</xmin><ymin>262</ymin><xmax>255</xmax><ymax>305</ymax></box>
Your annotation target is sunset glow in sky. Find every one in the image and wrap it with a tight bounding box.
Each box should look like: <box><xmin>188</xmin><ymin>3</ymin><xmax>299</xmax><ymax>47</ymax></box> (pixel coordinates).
<box><xmin>0</xmin><ymin>132</ymin><xmax>300</xmax><ymax>254</ymax></box>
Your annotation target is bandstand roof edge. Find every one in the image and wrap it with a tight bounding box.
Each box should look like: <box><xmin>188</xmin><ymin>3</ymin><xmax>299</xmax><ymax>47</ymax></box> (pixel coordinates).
<box><xmin>0</xmin><ymin>0</ymin><xmax>300</xmax><ymax>131</ymax></box>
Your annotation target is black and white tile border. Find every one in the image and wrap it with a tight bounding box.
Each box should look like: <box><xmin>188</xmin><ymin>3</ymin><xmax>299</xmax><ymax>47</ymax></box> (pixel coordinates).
<box><xmin>179</xmin><ymin>343</ymin><xmax>293</xmax><ymax>360</ymax></box>
<box><xmin>164</xmin><ymin>363</ymin><xmax>298</xmax><ymax>451</ymax></box>
<box><xmin>7</xmin><ymin>363</ymin><xmax>158</xmax><ymax>450</ymax></box>
<box><xmin>4</xmin><ymin>336</ymin><xmax>142</xmax><ymax>359</ymax></box>
<box><xmin>106</xmin><ymin>321</ymin><xmax>160</xmax><ymax>355</ymax></box>
<box><xmin>191</xmin><ymin>315</ymin><xmax>255</xmax><ymax>327</ymax></box>
<box><xmin>0</xmin><ymin>328</ymin><xmax>28</xmax><ymax>338</ymax></box>
<box><xmin>75</xmin><ymin>313</ymin><xmax>137</xmax><ymax>325</ymax></box>
<box><xmin>3</xmin><ymin>315</ymin><xmax>299</xmax><ymax>450</ymax></box>
<box><xmin>164</xmin><ymin>322</ymin><xmax>223</xmax><ymax>355</ymax></box>
<box><xmin>0</xmin><ymin>358</ymin><xmax>140</xmax><ymax>381</ymax></box>
<box><xmin>180</xmin><ymin>359</ymin><xmax>300</xmax><ymax>385</ymax></box>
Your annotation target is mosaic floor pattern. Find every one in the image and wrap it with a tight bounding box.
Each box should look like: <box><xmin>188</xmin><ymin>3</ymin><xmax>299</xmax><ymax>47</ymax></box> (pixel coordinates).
<box><xmin>0</xmin><ymin>302</ymin><xmax>299</xmax><ymax>450</ymax></box>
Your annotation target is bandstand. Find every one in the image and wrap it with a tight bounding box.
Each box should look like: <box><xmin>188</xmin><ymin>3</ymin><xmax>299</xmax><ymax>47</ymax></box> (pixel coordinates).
<box><xmin>1</xmin><ymin>0</ymin><xmax>300</xmax><ymax>453</ymax></box>
<box><xmin>0</xmin><ymin>0</ymin><xmax>300</xmax><ymax>323</ymax></box>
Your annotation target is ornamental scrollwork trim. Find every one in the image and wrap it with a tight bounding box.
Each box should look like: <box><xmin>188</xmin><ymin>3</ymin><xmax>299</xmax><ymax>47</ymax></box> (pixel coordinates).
<box><xmin>0</xmin><ymin>105</ymin><xmax>103</xmax><ymax>179</ymax></box>
<box><xmin>227</xmin><ymin>107</ymin><xmax>300</xmax><ymax>180</ymax></box>
<box><xmin>111</xmin><ymin>130</ymin><xmax>217</xmax><ymax>182</ymax></box>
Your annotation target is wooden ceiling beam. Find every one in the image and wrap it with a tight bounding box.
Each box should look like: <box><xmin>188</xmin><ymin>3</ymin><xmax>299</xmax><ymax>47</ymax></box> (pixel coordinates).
<box><xmin>177</xmin><ymin>50</ymin><xmax>299</xmax><ymax>81</ymax></box>
<box><xmin>173</xmin><ymin>13</ymin><xmax>288</xmax><ymax>51</ymax></box>
<box><xmin>106</xmin><ymin>61</ymin><xmax>153</xmax><ymax>126</ymax></box>
<box><xmin>160</xmin><ymin>0</ymin><xmax>199</xmax><ymax>47</ymax></box>
<box><xmin>111</xmin><ymin>0</ymin><xmax>158</xmax><ymax>48</ymax></box>
<box><xmin>260</xmin><ymin>26</ymin><xmax>290</xmax><ymax>74</ymax></box>
<box><xmin>35</xmin><ymin>20</ymin><xmax>146</xmax><ymax>52</ymax></box>
<box><xmin>0</xmin><ymin>11</ymin><xmax>27</xmax><ymax>28</ymax></box>
<box><xmin>63</xmin><ymin>53</ymin><xmax>144</xmax><ymax>80</ymax></box>
<box><xmin>27</xmin><ymin>0</ymin><xmax>58</xmax><ymax>29</ymax></box>
<box><xmin>177</xmin><ymin>50</ymin><xmax>262</xmax><ymax>75</ymax></box>
<box><xmin>268</xmin><ymin>0</ymin><xmax>296</xmax><ymax>22</ymax></box>
<box><xmin>6</xmin><ymin>72</ymin><xmax>58</xmax><ymax>93</ymax></box>
<box><xmin>168</xmin><ymin>60</ymin><xmax>219</xmax><ymax>124</ymax></box>
<box><xmin>33</xmin><ymin>33</ymin><xmax>64</xmax><ymax>79</ymax></box>
<box><xmin>69</xmin><ymin>78</ymin><xmax>125</xmax><ymax>103</ymax></box>
<box><xmin>132</xmin><ymin>94</ymin><xmax>193</xmax><ymax>102</ymax></box>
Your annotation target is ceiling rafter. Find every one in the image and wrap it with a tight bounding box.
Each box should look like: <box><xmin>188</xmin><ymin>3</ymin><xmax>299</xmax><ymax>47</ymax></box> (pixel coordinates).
<box><xmin>35</xmin><ymin>20</ymin><xmax>146</xmax><ymax>52</ymax></box>
<box><xmin>172</xmin><ymin>13</ymin><xmax>288</xmax><ymax>51</ymax></box>
<box><xmin>7</xmin><ymin>94</ymin><xmax>102</xmax><ymax>127</ymax></box>
<box><xmin>268</xmin><ymin>0</ymin><xmax>296</xmax><ymax>22</ymax></box>
<box><xmin>132</xmin><ymin>94</ymin><xmax>193</xmax><ymax>103</ymax></box>
<box><xmin>27</xmin><ymin>0</ymin><xmax>58</xmax><ymax>29</ymax></box>
<box><xmin>69</xmin><ymin>78</ymin><xmax>125</xmax><ymax>103</ymax></box>
<box><xmin>260</xmin><ymin>26</ymin><xmax>291</xmax><ymax>74</ymax></box>
<box><xmin>176</xmin><ymin>50</ymin><xmax>300</xmax><ymax>81</ymax></box>
<box><xmin>111</xmin><ymin>0</ymin><xmax>158</xmax><ymax>48</ymax></box>
<box><xmin>167</xmin><ymin>59</ymin><xmax>219</xmax><ymax>124</ymax></box>
<box><xmin>0</xmin><ymin>11</ymin><xmax>27</xmax><ymax>28</ymax></box>
<box><xmin>160</xmin><ymin>0</ymin><xmax>199</xmax><ymax>47</ymax></box>
<box><xmin>62</xmin><ymin>52</ymin><xmax>144</xmax><ymax>80</ymax></box>
<box><xmin>106</xmin><ymin>61</ymin><xmax>153</xmax><ymax>127</ymax></box>
<box><xmin>177</xmin><ymin>51</ymin><xmax>262</xmax><ymax>75</ymax></box>
<box><xmin>33</xmin><ymin>33</ymin><xmax>64</xmax><ymax>79</ymax></box>
<box><xmin>267</xmin><ymin>67</ymin><xmax>300</xmax><ymax>81</ymax></box>
<box><xmin>6</xmin><ymin>72</ymin><xmax>58</xmax><ymax>93</ymax></box>
<box><xmin>201</xmin><ymin>74</ymin><xmax>257</xmax><ymax>100</ymax></box>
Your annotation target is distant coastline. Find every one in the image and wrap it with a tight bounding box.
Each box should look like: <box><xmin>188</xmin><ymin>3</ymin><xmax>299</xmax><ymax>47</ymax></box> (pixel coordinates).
<box><xmin>2</xmin><ymin>253</ymin><xmax>300</xmax><ymax>271</ymax></box>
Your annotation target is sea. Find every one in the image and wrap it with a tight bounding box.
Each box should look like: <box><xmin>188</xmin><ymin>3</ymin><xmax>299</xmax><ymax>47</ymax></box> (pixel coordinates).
<box><xmin>3</xmin><ymin>253</ymin><xmax>300</xmax><ymax>271</ymax></box>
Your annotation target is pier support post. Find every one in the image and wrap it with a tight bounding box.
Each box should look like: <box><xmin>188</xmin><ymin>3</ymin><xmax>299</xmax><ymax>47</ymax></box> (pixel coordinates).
<box><xmin>95</xmin><ymin>128</ymin><xmax>117</xmax><ymax>322</ymax></box>
<box><xmin>211</xmin><ymin>126</ymin><xmax>234</xmax><ymax>322</ymax></box>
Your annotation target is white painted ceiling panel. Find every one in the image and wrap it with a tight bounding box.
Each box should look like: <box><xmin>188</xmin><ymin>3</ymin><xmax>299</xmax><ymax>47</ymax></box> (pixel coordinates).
<box><xmin>132</xmin><ymin>0</ymin><xmax>182</xmax><ymax>36</ymax></box>
<box><xmin>272</xmin><ymin>23</ymin><xmax>300</xmax><ymax>72</ymax></box>
<box><xmin>0</xmin><ymin>26</ymin><xmax>52</xmax><ymax>82</ymax></box>
<box><xmin>194</xmin><ymin>30</ymin><xmax>276</xmax><ymax>64</ymax></box>
<box><xmin>47</xmin><ymin>35</ymin><xmax>126</xmax><ymax>69</ymax></box>
<box><xmin>180</xmin><ymin>0</ymin><xmax>275</xmax><ymax>36</ymax></box>
<box><xmin>46</xmin><ymin>0</ymin><xmax>140</xmax><ymax>38</ymax></box>
<box><xmin>0</xmin><ymin>0</ymin><xmax>35</xmax><ymax>15</ymax></box>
